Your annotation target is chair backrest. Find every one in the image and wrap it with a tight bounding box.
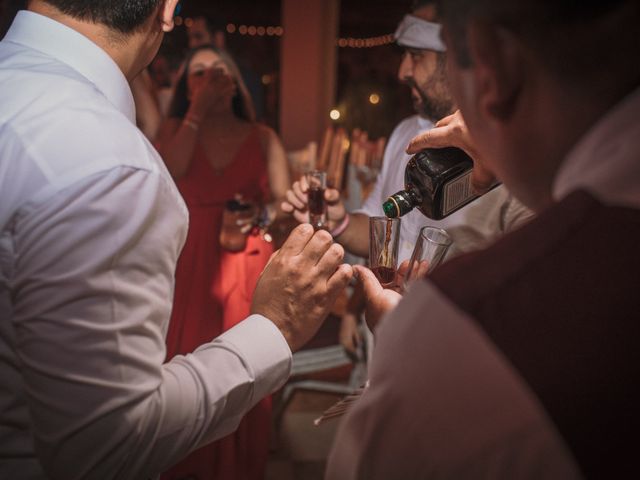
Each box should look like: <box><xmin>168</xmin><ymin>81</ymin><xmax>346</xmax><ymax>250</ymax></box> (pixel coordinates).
<box><xmin>316</xmin><ymin>126</ymin><xmax>334</xmax><ymax>172</ymax></box>
<box><xmin>327</xmin><ymin>127</ymin><xmax>349</xmax><ymax>189</ymax></box>
<box><xmin>346</xmin><ymin>129</ymin><xmax>387</xmax><ymax>201</ymax></box>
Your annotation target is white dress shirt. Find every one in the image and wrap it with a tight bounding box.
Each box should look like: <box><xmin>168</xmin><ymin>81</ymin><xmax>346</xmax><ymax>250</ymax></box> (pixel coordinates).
<box><xmin>327</xmin><ymin>88</ymin><xmax>640</xmax><ymax>479</ymax></box>
<box><xmin>0</xmin><ymin>11</ymin><xmax>291</xmax><ymax>480</ymax></box>
<box><xmin>357</xmin><ymin>115</ymin><xmax>531</xmax><ymax>263</ymax></box>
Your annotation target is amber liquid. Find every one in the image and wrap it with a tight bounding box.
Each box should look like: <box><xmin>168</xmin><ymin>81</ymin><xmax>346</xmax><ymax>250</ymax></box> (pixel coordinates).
<box><xmin>374</xmin><ymin>219</ymin><xmax>395</xmax><ymax>285</ymax></box>
<box><xmin>372</xmin><ymin>266</ymin><xmax>395</xmax><ymax>286</ymax></box>
<box><xmin>308</xmin><ymin>187</ymin><xmax>325</xmax><ymax>215</ymax></box>
<box><xmin>384</xmin><ymin>217</ymin><xmax>392</xmax><ymax>250</ymax></box>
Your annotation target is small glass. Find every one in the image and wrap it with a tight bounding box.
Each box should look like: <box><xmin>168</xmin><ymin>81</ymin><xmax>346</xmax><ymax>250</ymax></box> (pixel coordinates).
<box><xmin>306</xmin><ymin>170</ymin><xmax>327</xmax><ymax>230</ymax></box>
<box><xmin>403</xmin><ymin>226</ymin><xmax>452</xmax><ymax>290</ymax></box>
<box><xmin>219</xmin><ymin>198</ymin><xmax>256</xmax><ymax>252</ymax></box>
<box><xmin>369</xmin><ymin>216</ymin><xmax>401</xmax><ymax>287</ymax></box>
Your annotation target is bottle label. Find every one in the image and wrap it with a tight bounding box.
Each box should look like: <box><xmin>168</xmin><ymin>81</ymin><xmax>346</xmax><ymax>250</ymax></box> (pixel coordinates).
<box><xmin>442</xmin><ymin>170</ymin><xmax>477</xmax><ymax>216</ymax></box>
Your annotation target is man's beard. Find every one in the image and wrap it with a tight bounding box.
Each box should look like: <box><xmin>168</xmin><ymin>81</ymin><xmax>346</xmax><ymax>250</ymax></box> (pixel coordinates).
<box><xmin>407</xmin><ymin>65</ymin><xmax>455</xmax><ymax>122</ymax></box>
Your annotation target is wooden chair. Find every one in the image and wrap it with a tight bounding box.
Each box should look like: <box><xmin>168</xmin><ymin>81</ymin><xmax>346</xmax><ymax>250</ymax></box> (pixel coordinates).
<box><xmin>326</xmin><ymin>127</ymin><xmax>349</xmax><ymax>190</ymax></box>
<box><xmin>348</xmin><ymin>129</ymin><xmax>387</xmax><ymax>202</ymax></box>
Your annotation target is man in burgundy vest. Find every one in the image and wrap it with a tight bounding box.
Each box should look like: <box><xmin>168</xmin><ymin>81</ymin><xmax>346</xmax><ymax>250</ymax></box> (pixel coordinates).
<box><xmin>326</xmin><ymin>0</ymin><xmax>640</xmax><ymax>478</ymax></box>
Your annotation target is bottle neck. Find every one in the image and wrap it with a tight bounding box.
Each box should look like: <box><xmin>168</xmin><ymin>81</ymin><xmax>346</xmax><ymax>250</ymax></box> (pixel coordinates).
<box><xmin>383</xmin><ymin>190</ymin><xmax>417</xmax><ymax>218</ymax></box>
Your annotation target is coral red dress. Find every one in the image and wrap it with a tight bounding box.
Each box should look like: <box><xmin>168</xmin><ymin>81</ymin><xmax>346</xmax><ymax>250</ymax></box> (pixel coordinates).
<box><xmin>162</xmin><ymin>127</ymin><xmax>274</xmax><ymax>480</ymax></box>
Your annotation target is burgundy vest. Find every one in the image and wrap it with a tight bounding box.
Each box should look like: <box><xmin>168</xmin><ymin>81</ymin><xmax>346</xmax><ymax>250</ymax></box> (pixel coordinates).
<box><xmin>430</xmin><ymin>190</ymin><xmax>640</xmax><ymax>478</ymax></box>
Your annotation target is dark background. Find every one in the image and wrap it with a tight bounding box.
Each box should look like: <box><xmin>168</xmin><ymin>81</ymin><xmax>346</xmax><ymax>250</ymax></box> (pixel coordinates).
<box><xmin>1</xmin><ymin>0</ymin><xmax>416</xmax><ymax>139</ymax></box>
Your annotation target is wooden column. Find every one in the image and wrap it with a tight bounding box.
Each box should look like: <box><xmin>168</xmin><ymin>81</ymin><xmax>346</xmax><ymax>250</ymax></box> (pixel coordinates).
<box><xmin>280</xmin><ymin>0</ymin><xmax>339</xmax><ymax>150</ymax></box>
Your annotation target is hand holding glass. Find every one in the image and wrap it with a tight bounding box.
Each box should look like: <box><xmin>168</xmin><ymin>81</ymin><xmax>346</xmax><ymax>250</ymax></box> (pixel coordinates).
<box><xmin>306</xmin><ymin>170</ymin><xmax>327</xmax><ymax>230</ymax></box>
<box><xmin>369</xmin><ymin>217</ymin><xmax>400</xmax><ymax>287</ymax></box>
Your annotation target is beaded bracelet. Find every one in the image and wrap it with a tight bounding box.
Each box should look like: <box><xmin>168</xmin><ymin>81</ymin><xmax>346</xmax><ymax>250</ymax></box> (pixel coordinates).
<box><xmin>330</xmin><ymin>213</ymin><xmax>350</xmax><ymax>238</ymax></box>
<box><xmin>183</xmin><ymin>116</ymin><xmax>201</xmax><ymax>131</ymax></box>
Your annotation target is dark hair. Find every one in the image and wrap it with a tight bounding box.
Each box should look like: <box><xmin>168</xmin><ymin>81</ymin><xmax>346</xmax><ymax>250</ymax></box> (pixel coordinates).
<box><xmin>440</xmin><ymin>0</ymin><xmax>640</xmax><ymax>84</ymax></box>
<box><xmin>168</xmin><ymin>45</ymin><xmax>256</xmax><ymax>122</ymax></box>
<box><xmin>42</xmin><ymin>0</ymin><xmax>161</xmax><ymax>34</ymax></box>
<box><xmin>412</xmin><ymin>0</ymin><xmax>438</xmax><ymax>11</ymax></box>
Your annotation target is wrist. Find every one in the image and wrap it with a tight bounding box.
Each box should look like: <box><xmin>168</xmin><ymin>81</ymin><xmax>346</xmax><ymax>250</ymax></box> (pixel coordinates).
<box><xmin>330</xmin><ymin>213</ymin><xmax>350</xmax><ymax>238</ymax></box>
<box><xmin>182</xmin><ymin>113</ymin><xmax>201</xmax><ymax>131</ymax></box>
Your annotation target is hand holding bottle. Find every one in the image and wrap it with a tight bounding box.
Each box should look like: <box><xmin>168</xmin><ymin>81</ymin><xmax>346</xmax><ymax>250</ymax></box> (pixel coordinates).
<box><xmin>406</xmin><ymin>110</ymin><xmax>496</xmax><ymax>195</ymax></box>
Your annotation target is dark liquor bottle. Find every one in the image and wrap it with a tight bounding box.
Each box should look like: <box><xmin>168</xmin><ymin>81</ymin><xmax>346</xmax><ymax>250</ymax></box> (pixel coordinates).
<box><xmin>382</xmin><ymin>147</ymin><xmax>495</xmax><ymax>220</ymax></box>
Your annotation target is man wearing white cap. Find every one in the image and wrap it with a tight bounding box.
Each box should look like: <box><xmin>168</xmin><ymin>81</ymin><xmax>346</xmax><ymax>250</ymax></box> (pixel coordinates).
<box><xmin>282</xmin><ymin>0</ymin><xmax>532</xmax><ymax>353</ymax></box>
<box><xmin>284</xmin><ymin>0</ymin><xmax>530</xmax><ymax>264</ymax></box>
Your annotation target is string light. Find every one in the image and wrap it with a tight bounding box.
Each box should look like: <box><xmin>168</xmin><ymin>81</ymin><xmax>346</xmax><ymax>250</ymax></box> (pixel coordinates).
<box><xmin>212</xmin><ymin>23</ymin><xmax>284</xmax><ymax>37</ymax></box>
<box><xmin>181</xmin><ymin>19</ymin><xmax>394</xmax><ymax>48</ymax></box>
<box><xmin>329</xmin><ymin>109</ymin><xmax>341</xmax><ymax>121</ymax></box>
<box><xmin>369</xmin><ymin>93</ymin><xmax>380</xmax><ymax>105</ymax></box>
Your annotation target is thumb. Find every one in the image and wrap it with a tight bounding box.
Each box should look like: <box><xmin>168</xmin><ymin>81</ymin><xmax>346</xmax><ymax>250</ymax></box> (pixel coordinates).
<box><xmin>434</xmin><ymin>112</ymin><xmax>456</xmax><ymax>128</ymax></box>
<box><xmin>405</xmin><ymin>127</ymin><xmax>455</xmax><ymax>154</ymax></box>
<box><xmin>325</xmin><ymin>187</ymin><xmax>341</xmax><ymax>203</ymax></box>
<box><xmin>354</xmin><ymin>265</ymin><xmax>383</xmax><ymax>302</ymax></box>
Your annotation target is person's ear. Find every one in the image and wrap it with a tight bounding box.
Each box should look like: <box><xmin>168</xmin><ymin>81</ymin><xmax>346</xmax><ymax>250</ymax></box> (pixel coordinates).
<box><xmin>466</xmin><ymin>19</ymin><xmax>524</xmax><ymax>121</ymax></box>
<box><xmin>160</xmin><ymin>0</ymin><xmax>181</xmax><ymax>32</ymax></box>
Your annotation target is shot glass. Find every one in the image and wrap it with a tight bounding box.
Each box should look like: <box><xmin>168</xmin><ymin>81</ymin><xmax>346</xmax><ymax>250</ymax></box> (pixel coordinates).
<box><xmin>403</xmin><ymin>226</ymin><xmax>452</xmax><ymax>290</ymax></box>
<box><xmin>306</xmin><ymin>170</ymin><xmax>327</xmax><ymax>230</ymax></box>
<box><xmin>369</xmin><ymin>216</ymin><xmax>401</xmax><ymax>287</ymax></box>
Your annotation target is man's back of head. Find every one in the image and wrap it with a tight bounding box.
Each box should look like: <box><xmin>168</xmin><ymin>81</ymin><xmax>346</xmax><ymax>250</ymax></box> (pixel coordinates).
<box><xmin>33</xmin><ymin>0</ymin><xmax>162</xmax><ymax>34</ymax></box>
<box><xmin>441</xmin><ymin>0</ymin><xmax>640</xmax><ymax>94</ymax></box>
<box><xmin>438</xmin><ymin>0</ymin><xmax>639</xmax><ymax>210</ymax></box>
<box><xmin>28</xmin><ymin>0</ymin><xmax>178</xmax><ymax>80</ymax></box>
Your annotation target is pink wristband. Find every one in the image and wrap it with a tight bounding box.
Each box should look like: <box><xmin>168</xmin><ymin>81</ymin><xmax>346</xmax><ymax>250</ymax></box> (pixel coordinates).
<box><xmin>330</xmin><ymin>213</ymin><xmax>350</xmax><ymax>238</ymax></box>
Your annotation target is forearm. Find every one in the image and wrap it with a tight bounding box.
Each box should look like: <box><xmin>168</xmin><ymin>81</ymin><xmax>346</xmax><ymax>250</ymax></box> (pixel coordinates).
<box><xmin>156</xmin><ymin>111</ymin><xmax>203</xmax><ymax>179</ymax></box>
<box><xmin>131</xmin><ymin>74</ymin><xmax>162</xmax><ymax>142</ymax></box>
<box><xmin>333</xmin><ymin>212</ymin><xmax>370</xmax><ymax>258</ymax></box>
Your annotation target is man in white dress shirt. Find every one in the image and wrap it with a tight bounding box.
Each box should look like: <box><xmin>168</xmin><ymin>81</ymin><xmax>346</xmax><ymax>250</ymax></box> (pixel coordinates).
<box><xmin>0</xmin><ymin>1</ymin><xmax>352</xmax><ymax>479</ymax></box>
<box><xmin>327</xmin><ymin>0</ymin><xmax>640</xmax><ymax>478</ymax></box>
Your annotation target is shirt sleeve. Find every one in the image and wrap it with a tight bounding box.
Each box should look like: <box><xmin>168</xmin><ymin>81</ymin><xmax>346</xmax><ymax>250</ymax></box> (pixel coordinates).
<box><xmin>325</xmin><ymin>280</ymin><xmax>581</xmax><ymax>479</ymax></box>
<box><xmin>10</xmin><ymin>166</ymin><xmax>291</xmax><ymax>479</ymax></box>
<box><xmin>445</xmin><ymin>187</ymin><xmax>535</xmax><ymax>259</ymax></box>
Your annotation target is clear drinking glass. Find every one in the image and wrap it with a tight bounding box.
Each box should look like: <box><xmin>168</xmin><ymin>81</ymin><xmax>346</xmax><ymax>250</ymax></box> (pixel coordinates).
<box><xmin>306</xmin><ymin>170</ymin><xmax>327</xmax><ymax>230</ymax></box>
<box><xmin>369</xmin><ymin>216</ymin><xmax>401</xmax><ymax>287</ymax></box>
<box><xmin>403</xmin><ymin>225</ymin><xmax>452</xmax><ymax>290</ymax></box>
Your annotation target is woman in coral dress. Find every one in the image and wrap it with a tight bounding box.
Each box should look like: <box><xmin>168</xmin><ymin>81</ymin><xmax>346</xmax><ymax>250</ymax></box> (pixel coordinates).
<box><xmin>156</xmin><ymin>45</ymin><xmax>290</xmax><ymax>480</ymax></box>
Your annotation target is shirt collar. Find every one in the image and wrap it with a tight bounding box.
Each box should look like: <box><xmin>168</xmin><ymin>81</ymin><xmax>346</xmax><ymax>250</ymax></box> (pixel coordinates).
<box><xmin>417</xmin><ymin>115</ymin><xmax>435</xmax><ymax>131</ymax></box>
<box><xmin>552</xmin><ymin>86</ymin><xmax>640</xmax><ymax>209</ymax></box>
<box><xmin>4</xmin><ymin>10</ymin><xmax>136</xmax><ymax>123</ymax></box>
